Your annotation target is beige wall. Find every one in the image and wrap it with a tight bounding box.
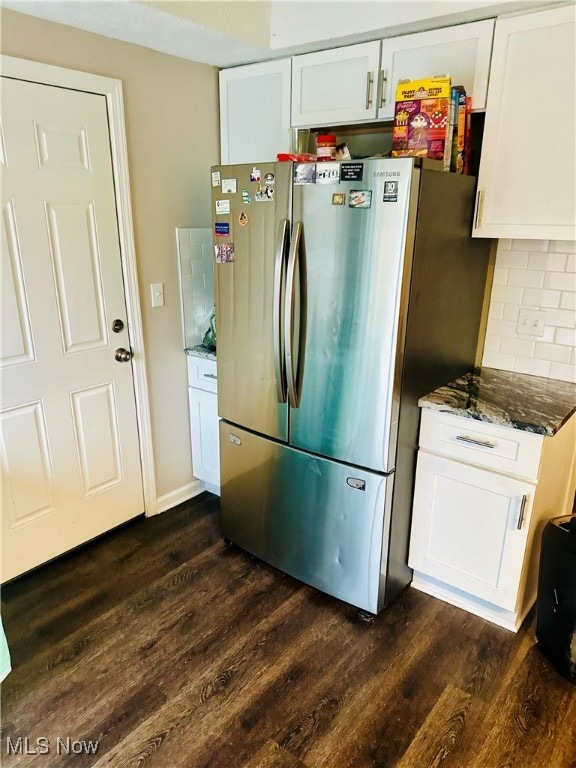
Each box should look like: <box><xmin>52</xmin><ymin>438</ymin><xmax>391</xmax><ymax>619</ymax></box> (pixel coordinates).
<box><xmin>1</xmin><ymin>9</ymin><xmax>220</xmax><ymax>502</ymax></box>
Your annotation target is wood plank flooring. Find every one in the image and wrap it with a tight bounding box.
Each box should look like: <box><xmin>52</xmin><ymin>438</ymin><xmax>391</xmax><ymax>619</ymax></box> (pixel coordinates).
<box><xmin>1</xmin><ymin>493</ymin><xmax>574</xmax><ymax>768</ymax></box>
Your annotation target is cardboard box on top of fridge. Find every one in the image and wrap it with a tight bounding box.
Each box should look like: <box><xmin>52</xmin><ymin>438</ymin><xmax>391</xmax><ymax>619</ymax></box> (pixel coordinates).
<box><xmin>392</xmin><ymin>76</ymin><xmax>452</xmax><ymax>170</ymax></box>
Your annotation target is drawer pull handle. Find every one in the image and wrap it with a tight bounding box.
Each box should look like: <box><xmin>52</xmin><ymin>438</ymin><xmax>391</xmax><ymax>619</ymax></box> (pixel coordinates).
<box><xmin>455</xmin><ymin>435</ymin><xmax>495</xmax><ymax>449</ymax></box>
<box><xmin>203</xmin><ymin>373</ymin><xmax>217</xmax><ymax>380</ymax></box>
<box><xmin>517</xmin><ymin>494</ymin><xmax>528</xmax><ymax>530</ymax></box>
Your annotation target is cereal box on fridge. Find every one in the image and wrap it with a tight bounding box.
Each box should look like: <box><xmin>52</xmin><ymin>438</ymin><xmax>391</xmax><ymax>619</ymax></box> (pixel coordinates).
<box><xmin>392</xmin><ymin>76</ymin><xmax>452</xmax><ymax>170</ymax></box>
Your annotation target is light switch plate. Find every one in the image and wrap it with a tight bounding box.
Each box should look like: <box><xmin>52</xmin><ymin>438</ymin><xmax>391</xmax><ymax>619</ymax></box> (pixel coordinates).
<box><xmin>151</xmin><ymin>282</ymin><xmax>164</xmax><ymax>307</ymax></box>
<box><xmin>517</xmin><ymin>308</ymin><xmax>546</xmax><ymax>336</ymax></box>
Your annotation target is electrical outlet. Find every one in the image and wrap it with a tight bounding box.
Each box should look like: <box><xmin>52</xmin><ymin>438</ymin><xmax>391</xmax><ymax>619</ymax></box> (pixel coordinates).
<box><xmin>517</xmin><ymin>308</ymin><xmax>546</xmax><ymax>337</ymax></box>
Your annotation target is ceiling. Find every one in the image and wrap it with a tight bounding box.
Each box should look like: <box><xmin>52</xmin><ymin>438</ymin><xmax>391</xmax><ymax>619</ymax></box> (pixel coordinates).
<box><xmin>1</xmin><ymin>0</ymin><xmax>564</xmax><ymax>68</ymax></box>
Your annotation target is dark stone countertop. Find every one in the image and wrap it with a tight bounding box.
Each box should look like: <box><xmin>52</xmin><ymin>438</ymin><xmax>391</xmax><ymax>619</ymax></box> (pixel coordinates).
<box><xmin>185</xmin><ymin>345</ymin><xmax>216</xmax><ymax>361</ymax></box>
<box><xmin>419</xmin><ymin>367</ymin><xmax>576</xmax><ymax>436</ymax></box>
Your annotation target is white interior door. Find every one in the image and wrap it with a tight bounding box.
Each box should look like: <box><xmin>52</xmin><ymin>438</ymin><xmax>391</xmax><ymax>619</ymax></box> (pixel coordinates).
<box><xmin>1</xmin><ymin>77</ymin><xmax>144</xmax><ymax>582</ymax></box>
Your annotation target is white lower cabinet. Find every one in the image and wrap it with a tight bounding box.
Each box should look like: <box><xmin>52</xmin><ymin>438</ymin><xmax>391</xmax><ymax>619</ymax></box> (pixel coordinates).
<box><xmin>409</xmin><ymin>452</ymin><xmax>534</xmax><ymax>612</ymax></box>
<box><xmin>187</xmin><ymin>356</ymin><xmax>220</xmax><ymax>494</ymax></box>
<box><xmin>409</xmin><ymin>410</ymin><xmax>576</xmax><ymax>631</ymax></box>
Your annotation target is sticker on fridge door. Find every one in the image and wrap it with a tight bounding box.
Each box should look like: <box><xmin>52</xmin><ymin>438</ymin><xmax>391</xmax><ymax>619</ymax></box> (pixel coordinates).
<box><xmin>255</xmin><ymin>185</ymin><xmax>274</xmax><ymax>202</ymax></box>
<box><xmin>211</xmin><ymin>171</ymin><xmax>221</xmax><ymax>187</ymax></box>
<box><xmin>315</xmin><ymin>162</ymin><xmax>340</xmax><ymax>184</ymax></box>
<box><xmin>215</xmin><ymin>199</ymin><xmax>231</xmax><ymax>215</ymax></box>
<box><xmin>238</xmin><ymin>211</ymin><xmax>248</xmax><ymax>227</ymax></box>
<box><xmin>215</xmin><ymin>243</ymin><xmax>235</xmax><ymax>263</ymax></box>
<box><xmin>264</xmin><ymin>172</ymin><xmax>275</xmax><ymax>185</ymax></box>
<box><xmin>332</xmin><ymin>193</ymin><xmax>346</xmax><ymax>206</ymax></box>
<box><xmin>250</xmin><ymin>167</ymin><xmax>261</xmax><ymax>182</ymax></box>
<box><xmin>383</xmin><ymin>181</ymin><xmax>399</xmax><ymax>203</ymax></box>
<box><xmin>349</xmin><ymin>190</ymin><xmax>372</xmax><ymax>209</ymax></box>
<box><xmin>293</xmin><ymin>163</ymin><xmax>316</xmax><ymax>185</ymax></box>
<box><xmin>241</xmin><ymin>189</ymin><xmax>251</xmax><ymax>204</ymax></box>
<box><xmin>222</xmin><ymin>178</ymin><xmax>237</xmax><ymax>194</ymax></box>
<box><xmin>214</xmin><ymin>222</ymin><xmax>230</xmax><ymax>237</ymax></box>
<box><xmin>340</xmin><ymin>163</ymin><xmax>364</xmax><ymax>182</ymax></box>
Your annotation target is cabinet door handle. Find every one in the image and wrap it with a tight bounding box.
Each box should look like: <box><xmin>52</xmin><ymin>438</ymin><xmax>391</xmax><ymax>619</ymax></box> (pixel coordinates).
<box><xmin>203</xmin><ymin>373</ymin><xmax>217</xmax><ymax>380</ymax></box>
<box><xmin>456</xmin><ymin>435</ymin><xmax>495</xmax><ymax>449</ymax></box>
<box><xmin>517</xmin><ymin>495</ymin><xmax>528</xmax><ymax>530</ymax></box>
<box><xmin>365</xmin><ymin>72</ymin><xmax>374</xmax><ymax>110</ymax></box>
<box><xmin>378</xmin><ymin>69</ymin><xmax>388</xmax><ymax>107</ymax></box>
<box><xmin>474</xmin><ymin>190</ymin><xmax>484</xmax><ymax>229</ymax></box>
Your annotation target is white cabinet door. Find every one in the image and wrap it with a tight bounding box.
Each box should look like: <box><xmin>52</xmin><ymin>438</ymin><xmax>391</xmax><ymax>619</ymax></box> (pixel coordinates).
<box><xmin>378</xmin><ymin>20</ymin><xmax>494</xmax><ymax>120</ymax></box>
<box><xmin>473</xmin><ymin>5</ymin><xmax>576</xmax><ymax>240</ymax></box>
<box><xmin>219</xmin><ymin>59</ymin><xmax>291</xmax><ymax>164</ymax></box>
<box><xmin>409</xmin><ymin>451</ymin><xmax>534</xmax><ymax>611</ymax></box>
<box><xmin>188</xmin><ymin>387</ymin><xmax>220</xmax><ymax>490</ymax></box>
<box><xmin>291</xmin><ymin>42</ymin><xmax>381</xmax><ymax>127</ymax></box>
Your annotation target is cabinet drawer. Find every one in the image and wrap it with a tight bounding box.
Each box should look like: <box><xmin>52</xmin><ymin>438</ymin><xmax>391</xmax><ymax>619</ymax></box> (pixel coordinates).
<box><xmin>187</xmin><ymin>355</ymin><xmax>218</xmax><ymax>393</ymax></box>
<box><xmin>419</xmin><ymin>410</ymin><xmax>543</xmax><ymax>481</ymax></box>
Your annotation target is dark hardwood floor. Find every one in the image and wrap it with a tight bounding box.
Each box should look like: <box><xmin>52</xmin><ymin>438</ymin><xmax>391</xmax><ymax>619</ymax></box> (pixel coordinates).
<box><xmin>1</xmin><ymin>493</ymin><xmax>574</xmax><ymax>768</ymax></box>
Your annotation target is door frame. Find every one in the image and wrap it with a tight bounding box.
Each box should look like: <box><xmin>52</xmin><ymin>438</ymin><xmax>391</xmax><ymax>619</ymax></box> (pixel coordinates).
<box><xmin>1</xmin><ymin>55</ymin><xmax>157</xmax><ymax>515</ymax></box>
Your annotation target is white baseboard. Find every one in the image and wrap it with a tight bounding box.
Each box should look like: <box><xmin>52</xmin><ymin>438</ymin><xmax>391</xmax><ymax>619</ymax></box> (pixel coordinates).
<box><xmin>147</xmin><ymin>478</ymin><xmax>206</xmax><ymax>516</ymax></box>
<box><xmin>410</xmin><ymin>572</ymin><xmax>533</xmax><ymax>633</ymax></box>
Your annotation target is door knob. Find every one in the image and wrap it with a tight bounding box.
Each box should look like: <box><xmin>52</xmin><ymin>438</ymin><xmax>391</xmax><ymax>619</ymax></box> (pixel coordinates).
<box><xmin>115</xmin><ymin>347</ymin><xmax>133</xmax><ymax>362</ymax></box>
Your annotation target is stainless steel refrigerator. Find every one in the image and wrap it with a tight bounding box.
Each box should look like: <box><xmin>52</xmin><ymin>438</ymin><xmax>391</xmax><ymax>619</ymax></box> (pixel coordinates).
<box><xmin>211</xmin><ymin>158</ymin><xmax>491</xmax><ymax>615</ymax></box>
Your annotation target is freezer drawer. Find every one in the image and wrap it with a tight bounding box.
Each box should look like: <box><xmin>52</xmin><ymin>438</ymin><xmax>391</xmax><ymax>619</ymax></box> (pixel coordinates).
<box><xmin>219</xmin><ymin>421</ymin><xmax>393</xmax><ymax>614</ymax></box>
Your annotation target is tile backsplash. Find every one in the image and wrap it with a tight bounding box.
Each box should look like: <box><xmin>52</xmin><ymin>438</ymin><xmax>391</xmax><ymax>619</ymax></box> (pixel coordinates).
<box><xmin>482</xmin><ymin>239</ymin><xmax>576</xmax><ymax>383</ymax></box>
<box><xmin>176</xmin><ymin>228</ymin><xmax>214</xmax><ymax>348</ymax></box>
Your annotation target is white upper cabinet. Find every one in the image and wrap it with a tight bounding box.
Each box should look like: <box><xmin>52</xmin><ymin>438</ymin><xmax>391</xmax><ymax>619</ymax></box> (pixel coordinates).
<box><xmin>473</xmin><ymin>5</ymin><xmax>576</xmax><ymax>240</ymax></box>
<box><xmin>291</xmin><ymin>42</ymin><xmax>381</xmax><ymax>127</ymax></box>
<box><xmin>378</xmin><ymin>20</ymin><xmax>495</xmax><ymax>120</ymax></box>
<box><xmin>219</xmin><ymin>59</ymin><xmax>292</xmax><ymax>164</ymax></box>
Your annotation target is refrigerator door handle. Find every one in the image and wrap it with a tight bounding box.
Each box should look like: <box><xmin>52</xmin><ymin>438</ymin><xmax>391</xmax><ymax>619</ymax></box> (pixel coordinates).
<box><xmin>273</xmin><ymin>218</ymin><xmax>290</xmax><ymax>403</ymax></box>
<box><xmin>285</xmin><ymin>220</ymin><xmax>302</xmax><ymax>409</ymax></box>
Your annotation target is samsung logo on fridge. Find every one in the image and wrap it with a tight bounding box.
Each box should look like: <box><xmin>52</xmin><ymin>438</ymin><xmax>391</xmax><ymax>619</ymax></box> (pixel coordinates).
<box><xmin>373</xmin><ymin>171</ymin><xmax>401</xmax><ymax>177</ymax></box>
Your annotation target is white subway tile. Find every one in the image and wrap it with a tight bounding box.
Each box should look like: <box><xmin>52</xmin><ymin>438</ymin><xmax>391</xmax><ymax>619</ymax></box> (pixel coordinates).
<box><xmin>488</xmin><ymin>301</ymin><xmax>504</xmax><ymax>319</ymax></box>
<box><xmin>486</xmin><ymin>317</ymin><xmax>518</xmax><ymax>337</ymax></box>
<box><xmin>555</xmin><ymin>327</ymin><xmax>576</xmax><ymax>347</ymax></box>
<box><xmin>560</xmin><ymin>292</ymin><xmax>576</xmax><ymax>311</ymax></box>
<box><xmin>495</xmin><ymin>250</ymin><xmax>529</xmax><ymax>269</ymax></box>
<box><xmin>481</xmin><ymin>351</ymin><xmax>515</xmax><ymax>370</ymax></box>
<box><xmin>507</xmin><ymin>269</ymin><xmax>545</xmax><ymax>288</ymax></box>
<box><xmin>521</xmin><ymin>289</ymin><xmax>561</xmax><ymax>308</ymax></box>
<box><xmin>491</xmin><ymin>285</ymin><xmax>524</xmax><ymax>305</ymax></box>
<box><xmin>550</xmin><ymin>240</ymin><xmax>576</xmax><ymax>254</ymax></box>
<box><xmin>547</xmin><ymin>309</ymin><xmax>576</xmax><ymax>328</ymax></box>
<box><xmin>493</xmin><ymin>267</ymin><xmax>508</xmax><ymax>286</ymax></box>
<box><xmin>500</xmin><ymin>337</ymin><xmax>535</xmax><ymax>357</ymax></box>
<box><xmin>549</xmin><ymin>362</ymin><xmax>576</xmax><ymax>383</ymax></box>
<box><xmin>539</xmin><ymin>326</ymin><xmax>557</xmax><ymax>344</ymax></box>
<box><xmin>544</xmin><ymin>272</ymin><xmax>574</xmax><ymax>291</ymax></box>
<box><xmin>527</xmin><ymin>252</ymin><xmax>567</xmax><ymax>271</ymax></box>
<box><xmin>497</xmin><ymin>239</ymin><xmax>512</xmax><ymax>251</ymax></box>
<box><xmin>180</xmin><ymin>256</ymin><xmax>192</xmax><ymax>276</ymax></box>
<box><xmin>502</xmin><ymin>304</ymin><xmax>521</xmax><ymax>322</ymax></box>
<box><xmin>511</xmin><ymin>239</ymin><xmax>549</xmax><ymax>252</ymax></box>
<box><xmin>534</xmin><ymin>342</ymin><xmax>573</xmax><ymax>363</ymax></box>
<box><xmin>566</xmin><ymin>254</ymin><xmax>576</xmax><ymax>273</ymax></box>
<box><xmin>513</xmin><ymin>357</ymin><xmax>551</xmax><ymax>377</ymax></box>
<box><xmin>483</xmin><ymin>335</ymin><xmax>500</xmax><ymax>353</ymax></box>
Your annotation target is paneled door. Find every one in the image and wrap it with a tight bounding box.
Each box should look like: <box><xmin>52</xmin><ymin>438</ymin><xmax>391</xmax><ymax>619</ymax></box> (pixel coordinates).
<box><xmin>1</xmin><ymin>77</ymin><xmax>144</xmax><ymax>582</ymax></box>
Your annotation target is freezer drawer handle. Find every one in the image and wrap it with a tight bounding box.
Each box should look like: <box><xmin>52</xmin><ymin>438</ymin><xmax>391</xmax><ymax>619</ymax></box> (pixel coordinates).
<box><xmin>228</xmin><ymin>434</ymin><xmax>242</xmax><ymax>446</ymax></box>
<box><xmin>347</xmin><ymin>478</ymin><xmax>366</xmax><ymax>491</ymax></box>
<box><xmin>203</xmin><ymin>373</ymin><xmax>217</xmax><ymax>380</ymax></box>
<box><xmin>455</xmin><ymin>435</ymin><xmax>495</xmax><ymax>449</ymax></box>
